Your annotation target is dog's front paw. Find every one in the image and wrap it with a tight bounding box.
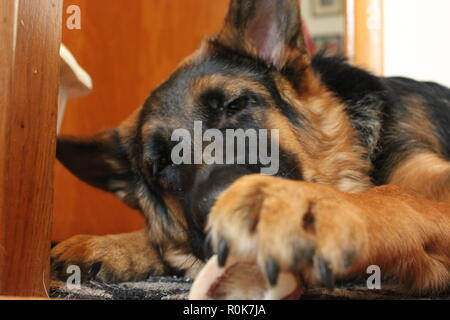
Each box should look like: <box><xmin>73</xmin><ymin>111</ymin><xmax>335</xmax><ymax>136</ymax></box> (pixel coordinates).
<box><xmin>207</xmin><ymin>175</ymin><xmax>367</xmax><ymax>288</ymax></box>
<box><xmin>51</xmin><ymin>230</ymin><xmax>162</xmax><ymax>283</ymax></box>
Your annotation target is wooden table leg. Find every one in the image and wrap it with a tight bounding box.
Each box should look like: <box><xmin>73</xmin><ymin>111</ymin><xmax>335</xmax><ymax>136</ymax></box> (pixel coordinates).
<box><xmin>0</xmin><ymin>0</ymin><xmax>62</xmax><ymax>297</ymax></box>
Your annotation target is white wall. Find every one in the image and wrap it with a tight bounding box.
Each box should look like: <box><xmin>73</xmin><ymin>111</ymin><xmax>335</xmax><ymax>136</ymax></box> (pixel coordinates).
<box><xmin>301</xmin><ymin>0</ymin><xmax>345</xmax><ymax>37</ymax></box>
<box><xmin>384</xmin><ymin>0</ymin><xmax>450</xmax><ymax>87</ymax></box>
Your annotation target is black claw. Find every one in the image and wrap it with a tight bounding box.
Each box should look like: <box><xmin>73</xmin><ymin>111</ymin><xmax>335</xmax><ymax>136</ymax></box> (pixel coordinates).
<box><xmin>89</xmin><ymin>261</ymin><xmax>102</xmax><ymax>279</ymax></box>
<box><xmin>203</xmin><ymin>233</ymin><xmax>213</xmax><ymax>260</ymax></box>
<box><xmin>317</xmin><ymin>258</ymin><xmax>334</xmax><ymax>291</ymax></box>
<box><xmin>217</xmin><ymin>238</ymin><xmax>229</xmax><ymax>267</ymax></box>
<box><xmin>266</xmin><ymin>257</ymin><xmax>280</xmax><ymax>286</ymax></box>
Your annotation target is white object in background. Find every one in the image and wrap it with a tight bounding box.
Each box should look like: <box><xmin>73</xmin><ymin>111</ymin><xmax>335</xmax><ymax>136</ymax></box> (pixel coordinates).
<box><xmin>58</xmin><ymin>44</ymin><xmax>93</xmax><ymax>133</ymax></box>
<box><xmin>384</xmin><ymin>0</ymin><xmax>450</xmax><ymax>87</ymax></box>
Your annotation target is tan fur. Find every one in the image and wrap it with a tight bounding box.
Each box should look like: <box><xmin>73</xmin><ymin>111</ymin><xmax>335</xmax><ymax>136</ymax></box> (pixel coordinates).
<box><xmin>116</xmin><ymin>108</ymin><xmax>140</xmax><ymax>143</ymax></box>
<box><xmin>191</xmin><ymin>74</ymin><xmax>271</xmax><ymax>104</ymax></box>
<box><xmin>344</xmin><ymin>185</ymin><xmax>450</xmax><ymax>293</ymax></box>
<box><xmin>164</xmin><ymin>252</ymin><xmax>204</xmax><ymax>279</ymax></box>
<box><xmin>389</xmin><ymin>152</ymin><xmax>450</xmax><ymax>202</ymax></box>
<box><xmin>270</xmin><ymin>73</ymin><xmax>373</xmax><ymax>193</ymax></box>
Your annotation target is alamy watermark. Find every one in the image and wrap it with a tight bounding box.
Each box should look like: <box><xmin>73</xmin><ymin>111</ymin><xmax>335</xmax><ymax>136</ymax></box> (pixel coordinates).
<box><xmin>65</xmin><ymin>265</ymin><xmax>81</xmax><ymax>290</ymax></box>
<box><xmin>66</xmin><ymin>5</ymin><xmax>81</xmax><ymax>30</ymax></box>
<box><xmin>170</xmin><ymin>121</ymin><xmax>280</xmax><ymax>175</ymax></box>
<box><xmin>366</xmin><ymin>265</ymin><xmax>382</xmax><ymax>290</ymax></box>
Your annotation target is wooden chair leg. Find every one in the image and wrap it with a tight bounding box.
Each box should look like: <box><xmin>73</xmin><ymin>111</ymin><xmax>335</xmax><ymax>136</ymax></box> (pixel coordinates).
<box><xmin>0</xmin><ymin>0</ymin><xmax>62</xmax><ymax>297</ymax></box>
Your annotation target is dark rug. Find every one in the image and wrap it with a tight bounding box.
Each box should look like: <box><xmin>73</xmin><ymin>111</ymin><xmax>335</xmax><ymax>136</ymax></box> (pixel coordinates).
<box><xmin>50</xmin><ymin>277</ymin><xmax>449</xmax><ymax>300</ymax></box>
<box><xmin>50</xmin><ymin>276</ymin><xmax>193</xmax><ymax>300</ymax></box>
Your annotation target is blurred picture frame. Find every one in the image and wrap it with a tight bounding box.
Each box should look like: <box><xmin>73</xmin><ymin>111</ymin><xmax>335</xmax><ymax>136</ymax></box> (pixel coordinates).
<box><xmin>312</xmin><ymin>0</ymin><xmax>343</xmax><ymax>17</ymax></box>
<box><xmin>312</xmin><ymin>34</ymin><xmax>343</xmax><ymax>55</ymax></box>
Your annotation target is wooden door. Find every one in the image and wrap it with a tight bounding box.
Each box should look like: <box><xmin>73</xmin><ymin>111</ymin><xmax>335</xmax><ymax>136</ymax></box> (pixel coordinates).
<box><xmin>54</xmin><ymin>0</ymin><xmax>229</xmax><ymax>242</ymax></box>
<box><xmin>0</xmin><ymin>0</ymin><xmax>62</xmax><ymax>297</ymax></box>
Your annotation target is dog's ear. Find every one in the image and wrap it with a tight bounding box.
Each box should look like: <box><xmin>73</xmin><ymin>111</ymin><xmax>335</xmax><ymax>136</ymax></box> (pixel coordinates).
<box><xmin>57</xmin><ymin>130</ymin><xmax>140</xmax><ymax>209</ymax></box>
<box><xmin>218</xmin><ymin>0</ymin><xmax>309</xmax><ymax>70</ymax></box>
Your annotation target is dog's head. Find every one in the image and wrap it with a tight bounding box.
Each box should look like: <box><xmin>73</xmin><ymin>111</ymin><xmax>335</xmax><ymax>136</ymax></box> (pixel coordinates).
<box><xmin>58</xmin><ymin>0</ymin><xmax>321</xmax><ymax>259</ymax></box>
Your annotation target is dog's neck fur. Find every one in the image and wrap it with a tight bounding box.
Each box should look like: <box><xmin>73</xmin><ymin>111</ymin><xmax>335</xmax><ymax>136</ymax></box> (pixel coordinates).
<box><xmin>272</xmin><ymin>70</ymin><xmax>374</xmax><ymax>193</ymax></box>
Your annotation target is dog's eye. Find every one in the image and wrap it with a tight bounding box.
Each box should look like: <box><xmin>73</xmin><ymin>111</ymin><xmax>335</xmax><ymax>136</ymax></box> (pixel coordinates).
<box><xmin>226</xmin><ymin>96</ymin><xmax>252</xmax><ymax>113</ymax></box>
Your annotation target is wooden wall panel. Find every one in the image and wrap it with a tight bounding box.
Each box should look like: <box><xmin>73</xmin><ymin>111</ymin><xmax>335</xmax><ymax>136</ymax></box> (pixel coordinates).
<box><xmin>0</xmin><ymin>0</ymin><xmax>62</xmax><ymax>297</ymax></box>
<box><xmin>54</xmin><ymin>0</ymin><xmax>229</xmax><ymax>242</ymax></box>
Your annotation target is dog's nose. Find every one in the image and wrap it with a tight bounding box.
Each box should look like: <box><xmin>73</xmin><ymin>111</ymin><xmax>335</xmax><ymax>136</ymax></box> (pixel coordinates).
<box><xmin>189</xmin><ymin>165</ymin><xmax>257</xmax><ymax>228</ymax></box>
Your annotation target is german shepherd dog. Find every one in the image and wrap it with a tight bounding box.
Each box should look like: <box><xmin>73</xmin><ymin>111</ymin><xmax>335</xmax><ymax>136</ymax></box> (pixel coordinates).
<box><xmin>52</xmin><ymin>0</ymin><xmax>450</xmax><ymax>296</ymax></box>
